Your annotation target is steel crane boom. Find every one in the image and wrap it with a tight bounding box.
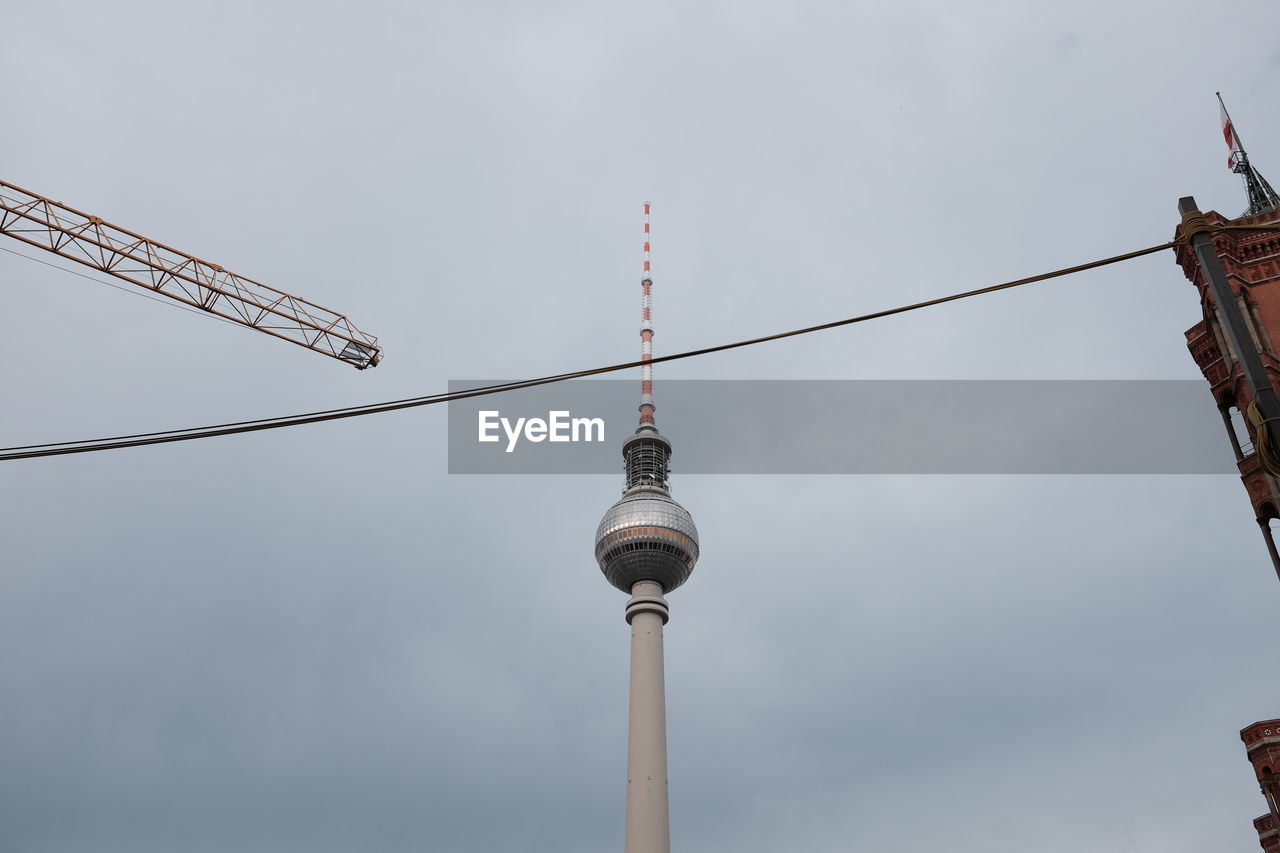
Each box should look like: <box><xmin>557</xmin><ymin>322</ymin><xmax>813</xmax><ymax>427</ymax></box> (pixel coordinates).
<box><xmin>0</xmin><ymin>179</ymin><xmax>381</xmax><ymax>369</ymax></box>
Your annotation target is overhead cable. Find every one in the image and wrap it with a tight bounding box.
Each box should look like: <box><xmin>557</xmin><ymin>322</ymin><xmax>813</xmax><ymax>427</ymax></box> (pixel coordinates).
<box><xmin>0</xmin><ymin>237</ymin><xmax>1186</xmax><ymax>461</ymax></box>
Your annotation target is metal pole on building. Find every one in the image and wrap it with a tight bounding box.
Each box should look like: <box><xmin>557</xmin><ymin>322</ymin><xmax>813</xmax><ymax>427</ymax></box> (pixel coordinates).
<box><xmin>1178</xmin><ymin>196</ymin><xmax>1280</xmax><ymax>452</ymax></box>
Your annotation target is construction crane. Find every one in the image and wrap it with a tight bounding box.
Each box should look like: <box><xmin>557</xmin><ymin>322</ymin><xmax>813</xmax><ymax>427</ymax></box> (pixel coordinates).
<box><xmin>0</xmin><ymin>178</ymin><xmax>381</xmax><ymax>369</ymax></box>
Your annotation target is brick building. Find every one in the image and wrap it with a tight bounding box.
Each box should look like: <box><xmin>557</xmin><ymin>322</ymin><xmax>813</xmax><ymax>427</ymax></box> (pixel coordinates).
<box><xmin>1176</xmin><ymin>202</ymin><xmax>1280</xmax><ymax>575</ymax></box>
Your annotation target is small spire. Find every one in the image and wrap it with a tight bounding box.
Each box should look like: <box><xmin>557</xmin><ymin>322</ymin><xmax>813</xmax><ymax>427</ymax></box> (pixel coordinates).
<box><xmin>1219</xmin><ymin>93</ymin><xmax>1280</xmax><ymax>216</ymax></box>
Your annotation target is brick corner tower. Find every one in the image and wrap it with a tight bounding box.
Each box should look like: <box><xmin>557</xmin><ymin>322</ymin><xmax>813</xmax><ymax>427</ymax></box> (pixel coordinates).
<box><xmin>1241</xmin><ymin>719</ymin><xmax>1280</xmax><ymax>851</ymax></box>
<box><xmin>1175</xmin><ymin>96</ymin><xmax>1280</xmax><ymax>577</ymax></box>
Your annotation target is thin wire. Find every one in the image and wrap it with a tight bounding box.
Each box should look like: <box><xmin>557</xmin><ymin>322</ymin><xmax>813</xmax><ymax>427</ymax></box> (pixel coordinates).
<box><xmin>0</xmin><ymin>244</ymin><xmax>247</xmax><ymax>330</ymax></box>
<box><xmin>0</xmin><ymin>238</ymin><xmax>1180</xmax><ymax>462</ymax></box>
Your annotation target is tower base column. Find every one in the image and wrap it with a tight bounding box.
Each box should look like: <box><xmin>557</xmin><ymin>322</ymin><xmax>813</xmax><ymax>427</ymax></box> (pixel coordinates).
<box><xmin>624</xmin><ymin>580</ymin><xmax>671</xmax><ymax>853</ymax></box>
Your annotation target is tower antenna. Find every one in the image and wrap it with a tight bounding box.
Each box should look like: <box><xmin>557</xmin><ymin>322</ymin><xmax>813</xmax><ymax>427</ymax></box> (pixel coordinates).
<box><xmin>1218</xmin><ymin>93</ymin><xmax>1280</xmax><ymax>216</ymax></box>
<box><xmin>640</xmin><ymin>201</ymin><xmax>655</xmax><ymax>428</ymax></box>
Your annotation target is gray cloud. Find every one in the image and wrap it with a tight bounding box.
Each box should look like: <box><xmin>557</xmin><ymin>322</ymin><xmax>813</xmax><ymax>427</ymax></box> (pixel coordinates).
<box><xmin>2</xmin><ymin>1</ymin><xmax>1279</xmax><ymax>852</ymax></box>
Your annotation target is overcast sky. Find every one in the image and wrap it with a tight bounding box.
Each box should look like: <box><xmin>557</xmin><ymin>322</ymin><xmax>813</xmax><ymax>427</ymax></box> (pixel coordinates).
<box><xmin>3</xmin><ymin>2</ymin><xmax>1280</xmax><ymax>851</ymax></box>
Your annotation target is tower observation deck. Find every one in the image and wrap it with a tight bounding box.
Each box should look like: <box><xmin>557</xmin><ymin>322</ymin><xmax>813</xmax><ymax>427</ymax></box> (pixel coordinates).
<box><xmin>593</xmin><ymin>203</ymin><xmax>699</xmax><ymax>853</ymax></box>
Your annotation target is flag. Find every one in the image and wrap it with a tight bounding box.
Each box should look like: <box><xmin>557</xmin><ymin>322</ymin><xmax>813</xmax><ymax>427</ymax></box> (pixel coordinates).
<box><xmin>1221</xmin><ymin>99</ymin><xmax>1237</xmax><ymax>169</ymax></box>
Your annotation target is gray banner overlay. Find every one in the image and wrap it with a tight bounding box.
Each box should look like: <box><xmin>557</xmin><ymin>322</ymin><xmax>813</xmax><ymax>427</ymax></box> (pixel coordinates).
<box><xmin>447</xmin><ymin>380</ymin><xmax>1239</xmax><ymax>474</ymax></box>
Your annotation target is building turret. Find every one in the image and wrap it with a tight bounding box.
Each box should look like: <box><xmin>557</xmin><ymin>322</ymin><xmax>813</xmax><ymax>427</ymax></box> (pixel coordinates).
<box><xmin>1241</xmin><ymin>719</ymin><xmax>1280</xmax><ymax>851</ymax></box>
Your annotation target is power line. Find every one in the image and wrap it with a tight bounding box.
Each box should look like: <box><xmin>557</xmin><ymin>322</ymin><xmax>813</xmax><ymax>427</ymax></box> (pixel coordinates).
<box><xmin>0</xmin><ymin>238</ymin><xmax>1182</xmax><ymax>462</ymax></box>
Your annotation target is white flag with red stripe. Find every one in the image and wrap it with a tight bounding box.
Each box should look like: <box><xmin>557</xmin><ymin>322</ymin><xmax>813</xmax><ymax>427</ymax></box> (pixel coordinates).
<box><xmin>1221</xmin><ymin>100</ymin><xmax>1237</xmax><ymax>169</ymax></box>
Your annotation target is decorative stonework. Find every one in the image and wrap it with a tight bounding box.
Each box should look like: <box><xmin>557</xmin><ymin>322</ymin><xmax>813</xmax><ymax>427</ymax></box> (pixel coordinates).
<box><xmin>1257</xmin><ymin>813</ymin><xmax>1280</xmax><ymax>853</ymax></box>
<box><xmin>1242</xmin><ymin>720</ymin><xmax>1280</xmax><ymax>751</ymax></box>
<box><xmin>1244</xmin><ymin>475</ymin><xmax>1271</xmax><ymax>511</ymax></box>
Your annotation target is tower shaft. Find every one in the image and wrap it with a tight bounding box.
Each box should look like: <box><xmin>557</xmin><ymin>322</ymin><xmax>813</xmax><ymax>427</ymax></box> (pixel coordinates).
<box><xmin>625</xmin><ymin>580</ymin><xmax>672</xmax><ymax>853</ymax></box>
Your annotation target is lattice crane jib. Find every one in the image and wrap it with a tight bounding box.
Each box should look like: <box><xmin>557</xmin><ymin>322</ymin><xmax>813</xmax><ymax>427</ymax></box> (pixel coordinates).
<box><xmin>0</xmin><ymin>179</ymin><xmax>381</xmax><ymax>369</ymax></box>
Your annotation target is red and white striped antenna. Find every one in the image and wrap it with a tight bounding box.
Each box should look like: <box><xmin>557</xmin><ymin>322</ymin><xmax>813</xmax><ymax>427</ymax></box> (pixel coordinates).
<box><xmin>640</xmin><ymin>202</ymin><xmax>656</xmax><ymax>427</ymax></box>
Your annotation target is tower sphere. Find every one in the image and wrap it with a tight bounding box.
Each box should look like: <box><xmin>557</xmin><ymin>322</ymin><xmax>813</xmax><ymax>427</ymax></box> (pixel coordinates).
<box><xmin>595</xmin><ymin>488</ymin><xmax>699</xmax><ymax>593</ymax></box>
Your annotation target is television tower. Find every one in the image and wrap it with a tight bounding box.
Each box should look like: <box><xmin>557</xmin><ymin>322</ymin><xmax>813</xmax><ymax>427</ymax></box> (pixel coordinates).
<box><xmin>594</xmin><ymin>202</ymin><xmax>700</xmax><ymax>853</ymax></box>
